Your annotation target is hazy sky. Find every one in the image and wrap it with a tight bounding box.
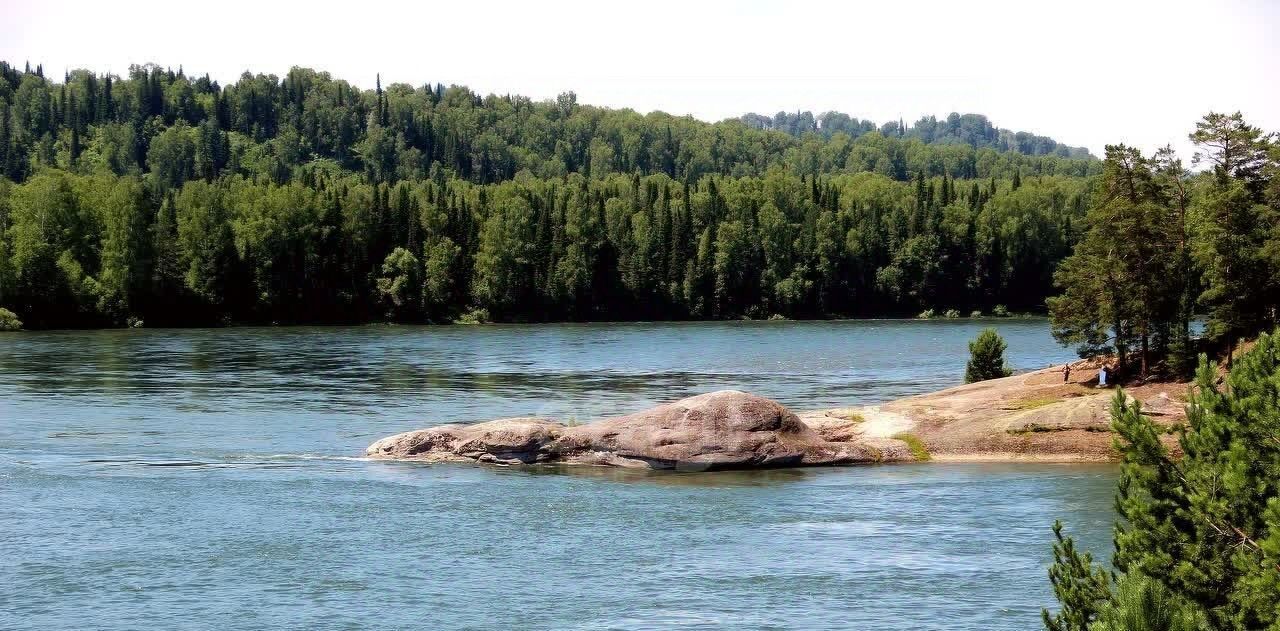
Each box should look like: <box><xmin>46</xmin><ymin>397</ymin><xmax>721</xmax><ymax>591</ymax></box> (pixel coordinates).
<box><xmin>4</xmin><ymin>0</ymin><xmax>1277</xmax><ymax>158</ymax></box>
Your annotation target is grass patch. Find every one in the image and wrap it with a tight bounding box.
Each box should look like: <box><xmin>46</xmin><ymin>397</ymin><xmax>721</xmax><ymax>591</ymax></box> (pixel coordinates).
<box><xmin>892</xmin><ymin>432</ymin><xmax>931</xmax><ymax>461</ymax></box>
<box><xmin>1007</xmin><ymin>423</ymin><xmax>1058</xmax><ymax>435</ymax></box>
<box><xmin>1012</xmin><ymin>396</ymin><xmax>1061</xmax><ymax>411</ymax></box>
<box><xmin>832</xmin><ymin>410</ymin><xmax>865</xmax><ymax>423</ymax></box>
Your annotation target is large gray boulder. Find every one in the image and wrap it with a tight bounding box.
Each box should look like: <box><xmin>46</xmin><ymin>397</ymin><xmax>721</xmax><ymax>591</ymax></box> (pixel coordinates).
<box><xmin>365</xmin><ymin>390</ymin><xmax>897</xmax><ymax>470</ymax></box>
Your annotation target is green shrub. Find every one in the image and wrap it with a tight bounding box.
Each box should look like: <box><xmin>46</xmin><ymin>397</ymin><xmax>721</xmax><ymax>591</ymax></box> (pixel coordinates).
<box><xmin>965</xmin><ymin>328</ymin><xmax>1012</xmax><ymax>383</ymax></box>
<box><xmin>917</xmin><ymin>308</ymin><xmax>937</xmax><ymax>319</ymax></box>
<box><xmin>992</xmin><ymin>304</ymin><xmax>1011</xmax><ymax>317</ymax></box>
<box><xmin>455</xmin><ymin>308</ymin><xmax>490</xmax><ymax>324</ymax></box>
<box><xmin>0</xmin><ymin>307</ymin><xmax>22</xmax><ymax>332</ymax></box>
<box><xmin>969</xmin><ymin>310</ymin><xmax>983</xmax><ymax>318</ymax></box>
<box><xmin>944</xmin><ymin>309</ymin><xmax>962</xmax><ymax>319</ymax></box>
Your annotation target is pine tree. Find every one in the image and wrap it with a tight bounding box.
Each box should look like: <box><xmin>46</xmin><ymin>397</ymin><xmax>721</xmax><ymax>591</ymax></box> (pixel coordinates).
<box><xmin>964</xmin><ymin>328</ymin><xmax>1012</xmax><ymax>383</ymax></box>
<box><xmin>100</xmin><ymin>74</ymin><xmax>113</xmax><ymax>122</ymax></box>
<box><xmin>1188</xmin><ymin>112</ymin><xmax>1278</xmax><ymax>357</ymax></box>
<box><xmin>1042</xmin><ymin>520</ymin><xmax>1112</xmax><ymax>631</ymax></box>
<box><xmin>1088</xmin><ymin>575</ymin><xmax>1204</xmax><ymax>631</ymax></box>
<box><xmin>375</xmin><ymin>73</ymin><xmax>389</xmax><ymax>127</ymax></box>
<box><xmin>1048</xmin><ymin>145</ymin><xmax>1185</xmax><ymax>376</ymax></box>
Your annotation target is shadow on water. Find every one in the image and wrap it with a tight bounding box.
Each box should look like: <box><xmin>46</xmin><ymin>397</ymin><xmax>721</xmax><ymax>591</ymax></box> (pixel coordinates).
<box><xmin>366</xmin><ymin>456</ymin><xmax>823</xmax><ymax>487</ymax></box>
<box><xmin>494</xmin><ymin>462</ymin><xmax>821</xmax><ymax>487</ymax></box>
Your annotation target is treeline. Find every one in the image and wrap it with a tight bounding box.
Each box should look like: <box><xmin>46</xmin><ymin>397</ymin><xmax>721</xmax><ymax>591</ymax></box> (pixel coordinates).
<box><xmin>0</xmin><ymin>62</ymin><xmax>1100</xmax><ymax>187</ymax></box>
<box><xmin>0</xmin><ymin>167</ymin><xmax>1087</xmax><ymax>327</ymax></box>
<box><xmin>740</xmin><ymin>111</ymin><xmax>1093</xmax><ymax>160</ymax></box>
<box><xmin>1048</xmin><ymin>112</ymin><xmax>1280</xmax><ymax>376</ymax></box>
<box><xmin>0</xmin><ymin>61</ymin><xmax>1097</xmax><ymax>328</ymax></box>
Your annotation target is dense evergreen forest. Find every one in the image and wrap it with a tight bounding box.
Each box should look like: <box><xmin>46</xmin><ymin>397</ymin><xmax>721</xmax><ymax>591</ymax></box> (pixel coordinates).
<box><xmin>0</xmin><ymin>61</ymin><xmax>1105</xmax><ymax>328</ymax></box>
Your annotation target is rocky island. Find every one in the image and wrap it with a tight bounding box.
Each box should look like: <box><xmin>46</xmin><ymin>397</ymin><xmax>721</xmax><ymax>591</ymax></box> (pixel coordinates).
<box><xmin>367</xmin><ymin>390</ymin><xmax>913</xmax><ymax>470</ymax></box>
<box><xmin>366</xmin><ymin>362</ymin><xmax>1191</xmax><ymax>469</ymax></box>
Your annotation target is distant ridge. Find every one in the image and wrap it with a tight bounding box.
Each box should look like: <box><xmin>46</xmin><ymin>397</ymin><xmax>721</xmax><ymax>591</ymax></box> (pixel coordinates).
<box><xmin>739</xmin><ymin>111</ymin><xmax>1092</xmax><ymax>159</ymax></box>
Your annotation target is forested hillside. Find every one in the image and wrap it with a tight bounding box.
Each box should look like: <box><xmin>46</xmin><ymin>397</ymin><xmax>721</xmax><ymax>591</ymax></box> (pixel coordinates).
<box><xmin>0</xmin><ymin>62</ymin><xmax>1100</xmax><ymax>328</ymax></box>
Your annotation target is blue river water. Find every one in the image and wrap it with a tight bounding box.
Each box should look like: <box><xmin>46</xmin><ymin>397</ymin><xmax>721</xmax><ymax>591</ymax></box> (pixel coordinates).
<box><xmin>0</xmin><ymin>319</ymin><xmax>1116</xmax><ymax>629</ymax></box>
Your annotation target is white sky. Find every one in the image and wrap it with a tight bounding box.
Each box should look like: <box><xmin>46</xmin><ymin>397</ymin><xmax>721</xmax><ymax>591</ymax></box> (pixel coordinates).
<box><xmin>3</xmin><ymin>0</ymin><xmax>1277</xmax><ymax>158</ymax></box>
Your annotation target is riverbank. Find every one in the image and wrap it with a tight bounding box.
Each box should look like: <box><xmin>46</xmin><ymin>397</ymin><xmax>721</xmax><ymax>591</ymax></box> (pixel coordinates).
<box><xmin>367</xmin><ymin>362</ymin><xmax>1192</xmax><ymax>466</ymax></box>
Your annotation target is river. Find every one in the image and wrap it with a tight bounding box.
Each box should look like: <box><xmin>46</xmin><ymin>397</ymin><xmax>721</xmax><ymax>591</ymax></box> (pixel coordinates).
<box><xmin>0</xmin><ymin>319</ymin><xmax>1116</xmax><ymax>629</ymax></box>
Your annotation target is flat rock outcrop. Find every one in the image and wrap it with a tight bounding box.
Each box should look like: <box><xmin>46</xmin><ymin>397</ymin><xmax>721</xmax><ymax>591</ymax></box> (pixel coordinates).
<box><xmin>366</xmin><ymin>390</ymin><xmax>903</xmax><ymax>470</ymax></box>
<box><xmin>367</xmin><ymin>366</ymin><xmax>1196</xmax><ymax>467</ymax></box>
<box><xmin>803</xmin><ymin>364</ymin><xmax>1192</xmax><ymax>462</ymax></box>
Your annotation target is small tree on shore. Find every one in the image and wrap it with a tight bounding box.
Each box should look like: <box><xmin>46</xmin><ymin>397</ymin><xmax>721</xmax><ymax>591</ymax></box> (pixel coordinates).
<box><xmin>965</xmin><ymin>328</ymin><xmax>1012</xmax><ymax>383</ymax></box>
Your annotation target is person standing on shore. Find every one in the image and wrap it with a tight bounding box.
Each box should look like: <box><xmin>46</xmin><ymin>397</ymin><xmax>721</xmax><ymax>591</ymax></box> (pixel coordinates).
<box><xmin>1063</xmin><ymin>363</ymin><xmax>1072</xmax><ymax>383</ymax></box>
<box><xmin>1099</xmin><ymin>364</ymin><xmax>1108</xmax><ymax>387</ymax></box>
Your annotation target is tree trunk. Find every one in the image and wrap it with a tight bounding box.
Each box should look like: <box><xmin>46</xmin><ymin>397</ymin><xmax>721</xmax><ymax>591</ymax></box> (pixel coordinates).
<box><xmin>1140</xmin><ymin>327</ymin><xmax>1149</xmax><ymax>378</ymax></box>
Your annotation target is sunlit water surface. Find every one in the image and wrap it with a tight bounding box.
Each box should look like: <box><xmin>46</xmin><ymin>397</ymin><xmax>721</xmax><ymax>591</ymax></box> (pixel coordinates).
<box><xmin>1</xmin><ymin>320</ymin><xmax>1115</xmax><ymax>629</ymax></box>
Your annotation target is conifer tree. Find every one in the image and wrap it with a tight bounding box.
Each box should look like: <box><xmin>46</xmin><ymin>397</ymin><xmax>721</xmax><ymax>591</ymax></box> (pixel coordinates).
<box><xmin>1042</xmin><ymin>520</ymin><xmax>1112</xmax><ymax>631</ymax></box>
<box><xmin>1049</xmin><ymin>145</ymin><xmax>1185</xmax><ymax>375</ymax></box>
<box><xmin>1188</xmin><ymin>112</ymin><xmax>1278</xmax><ymax>357</ymax></box>
<box><xmin>964</xmin><ymin>328</ymin><xmax>1012</xmax><ymax>383</ymax></box>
